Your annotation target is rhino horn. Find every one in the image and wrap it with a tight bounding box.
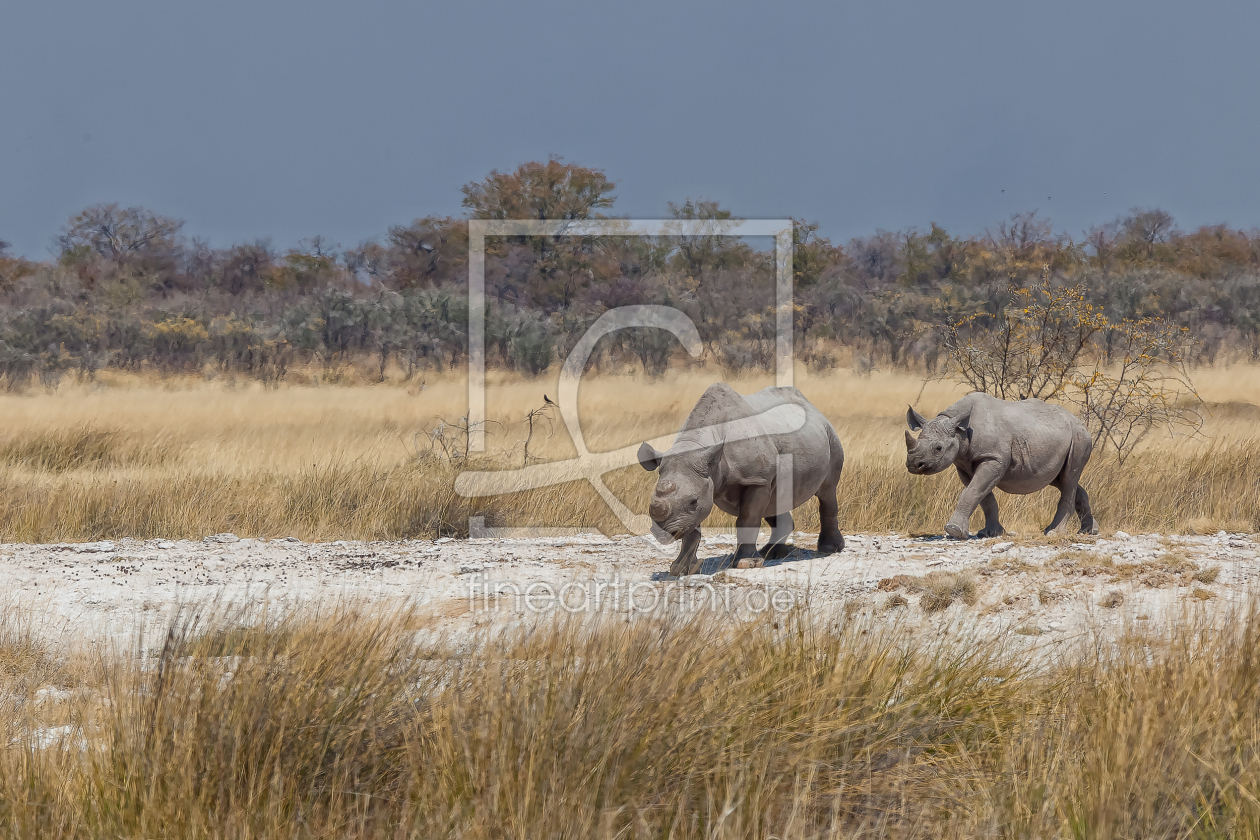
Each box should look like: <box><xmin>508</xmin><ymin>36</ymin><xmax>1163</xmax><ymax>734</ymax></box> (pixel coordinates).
<box><xmin>904</xmin><ymin>429</ymin><xmax>917</xmax><ymax>451</ymax></box>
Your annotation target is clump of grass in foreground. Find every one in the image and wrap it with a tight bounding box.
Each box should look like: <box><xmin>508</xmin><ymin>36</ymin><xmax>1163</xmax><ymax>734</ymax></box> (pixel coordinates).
<box><xmin>877</xmin><ymin>570</ymin><xmax>979</xmax><ymax>613</ymax></box>
<box><xmin>7</xmin><ymin>603</ymin><xmax>1260</xmax><ymax>836</ymax></box>
<box><xmin>1194</xmin><ymin>564</ymin><xmax>1222</xmax><ymax>584</ymax></box>
<box><xmin>0</xmin><ymin>605</ymin><xmax>62</xmax><ymax>692</ymax></box>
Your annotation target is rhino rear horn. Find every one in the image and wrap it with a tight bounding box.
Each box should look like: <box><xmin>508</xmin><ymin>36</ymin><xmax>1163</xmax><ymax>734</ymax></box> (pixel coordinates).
<box><xmin>638</xmin><ymin>442</ymin><xmax>662</xmax><ymax>471</ymax></box>
<box><xmin>907</xmin><ymin>406</ymin><xmax>928</xmax><ymax>430</ymax></box>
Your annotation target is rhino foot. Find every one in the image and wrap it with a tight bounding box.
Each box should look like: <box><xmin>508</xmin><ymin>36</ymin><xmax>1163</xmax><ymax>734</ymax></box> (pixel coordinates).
<box><xmin>669</xmin><ymin>558</ymin><xmax>702</xmax><ymax>576</ymax></box>
<box><xmin>977</xmin><ymin>524</ymin><xmax>1006</xmax><ymax>538</ymax></box>
<box><xmin>1080</xmin><ymin>520</ymin><xmax>1099</xmax><ymax>536</ymax></box>
<box><xmin>944</xmin><ymin>521</ymin><xmax>970</xmax><ymax>540</ymax></box>
<box><xmin>732</xmin><ymin>544</ymin><xmax>762</xmax><ymax>569</ymax></box>
<box><xmin>816</xmin><ymin>531</ymin><xmax>844</xmax><ymax>555</ymax></box>
<box><xmin>760</xmin><ymin>541</ymin><xmax>794</xmax><ymax>561</ymax></box>
<box><xmin>669</xmin><ymin>530</ymin><xmax>704</xmax><ymax>576</ymax></box>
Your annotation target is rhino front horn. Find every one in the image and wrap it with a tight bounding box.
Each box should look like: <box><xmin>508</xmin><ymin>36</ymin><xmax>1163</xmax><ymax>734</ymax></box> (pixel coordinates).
<box><xmin>904</xmin><ymin>429</ymin><xmax>916</xmax><ymax>451</ymax></box>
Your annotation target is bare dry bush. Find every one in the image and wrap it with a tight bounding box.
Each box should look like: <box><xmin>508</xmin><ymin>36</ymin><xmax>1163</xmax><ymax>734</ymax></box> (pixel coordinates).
<box><xmin>942</xmin><ymin>277</ymin><xmax>1105</xmax><ymax>401</ymax></box>
<box><xmin>1100</xmin><ymin>589</ymin><xmax>1125</xmax><ymax>608</ymax></box>
<box><xmin>941</xmin><ymin>275</ymin><xmax>1202</xmax><ymax>462</ymax></box>
<box><xmin>1075</xmin><ymin>317</ymin><xmax>1204</xmax><ymax>462</ymax></box>
<box><xmin>1194</xmin><ymin>565</ymin><xmax>1222</xmax><ymax>584</ymax></box>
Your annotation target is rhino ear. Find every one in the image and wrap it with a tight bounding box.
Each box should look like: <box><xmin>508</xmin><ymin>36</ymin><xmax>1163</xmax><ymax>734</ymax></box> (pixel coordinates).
<box><xmin>907</xmin><ymin>406</ymin><xmax>928</xmax><ymax>431</ymax></box>
<box><xmin>637</xmin><ymin>442</ymin><xmax>662</xmax><ymax>472</ymax></box>
<box><xmin>952</xmin><ymin>408</ymin><xmax>972</xmax><ymax>436</ymax></box>
<box><xmin>703</xmin><ymin>440</ymin><xmax>725</xmax><ymax>472</ymax></box>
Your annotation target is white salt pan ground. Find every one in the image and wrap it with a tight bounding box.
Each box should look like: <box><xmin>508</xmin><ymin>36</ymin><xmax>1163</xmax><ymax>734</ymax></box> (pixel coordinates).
<box><xmin>3</xmin><ymin>530</ymin><xmax>1256</xmax><ymax>651</ymax></box>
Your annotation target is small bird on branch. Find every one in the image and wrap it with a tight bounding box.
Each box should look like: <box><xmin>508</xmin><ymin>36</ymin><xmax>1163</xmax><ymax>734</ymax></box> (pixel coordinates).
<box><xmin>543</xmin><ymin>394</ymin><xmax>556</xmax><ymax>406</ymax></box>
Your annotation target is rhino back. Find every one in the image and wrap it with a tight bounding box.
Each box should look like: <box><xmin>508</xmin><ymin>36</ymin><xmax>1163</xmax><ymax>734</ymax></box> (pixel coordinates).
<box><xmin>674</xmin><ymin>384</ymin><xmax>840</xmax><ymax>505</ymax></box>
<box><xmin>679</xmin><ymin>383</ymin><xmax>756</xmax><ymax>433</ymax></box>
<box><xmin>743</xmin><ymin>386</ymin><xmax>843</xmax><ymax>502</ymax></box>
<box><xmin>742</xmin><ymin>387</ymin><xmax>834</xmax><ymax>452</ymax></box>
<box><xmin>958</xmin><ymin>393</ymin><xmax>1087</xmax><ymax>488</ymax></box>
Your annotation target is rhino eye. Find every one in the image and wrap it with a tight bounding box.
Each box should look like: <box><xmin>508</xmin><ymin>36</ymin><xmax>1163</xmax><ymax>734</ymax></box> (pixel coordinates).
<box><xmin>934</xmin><ymin>445</ymin><xmax>942</xmax><ymax>452</ymax></box>
<box><xmin>689</xmin><ymin>499</ymin><xmax>698</xmax><ymax>509</ymax></box>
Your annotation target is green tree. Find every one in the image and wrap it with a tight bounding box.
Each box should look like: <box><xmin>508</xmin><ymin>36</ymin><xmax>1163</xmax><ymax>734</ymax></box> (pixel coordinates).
<box><xmin>667</xmin><ymin>200</ymin><xmax>752</xmax><ymax>278</ymax></box>
<box><xmin>791</xmin><ymin>220</ymin><xmax>843</xmax><ymax>289</ymax></box>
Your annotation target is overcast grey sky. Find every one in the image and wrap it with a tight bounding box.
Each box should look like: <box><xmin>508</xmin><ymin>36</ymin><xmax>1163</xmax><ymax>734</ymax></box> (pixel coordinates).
<box><xmin>2</xmin><ymin>0</ymin><xmax>1258</xmax><ymax>258</ymax></box>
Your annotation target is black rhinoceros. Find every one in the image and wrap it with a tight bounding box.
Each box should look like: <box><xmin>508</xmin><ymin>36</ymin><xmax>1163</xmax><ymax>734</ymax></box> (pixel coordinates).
<box><xmin>905</xmin><ymin>392</ymin><xmax>1098</xmax><ymax>539</ymax></box>
<box><xmin>638</xmin><ymin>383</ymin><xmax>845</xmax><ymax>576</ymax></box>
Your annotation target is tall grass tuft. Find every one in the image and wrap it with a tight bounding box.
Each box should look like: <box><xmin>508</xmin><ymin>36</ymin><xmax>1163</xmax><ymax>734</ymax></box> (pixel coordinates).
<box><xmin>0</xmin><ymin>425</ymin><xmax>170</xmax><ymax>472</ymax></box>
<box><xmin>5</xmin><ymin>602</ymin><xmax>1260</xmax><ymax>836</ymax></box>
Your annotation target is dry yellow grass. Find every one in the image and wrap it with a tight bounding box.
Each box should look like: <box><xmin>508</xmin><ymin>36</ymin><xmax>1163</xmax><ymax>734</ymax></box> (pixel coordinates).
<box><xmin>0</xmin><ymin>363</ymin><xmax>1259</xmax><ymax>541</ymax></box>
<box><xmin>6</xmin><ymin>364</ymin><xmax>1260</xmax><ymax>836</ymax></box>
<box><xmin>4</xmin><ymin>600</ymin><xmax>1260</xmax><ymax>837</ymax></box>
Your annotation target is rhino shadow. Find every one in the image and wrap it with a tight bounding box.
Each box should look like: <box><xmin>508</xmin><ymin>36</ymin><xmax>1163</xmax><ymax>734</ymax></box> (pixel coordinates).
<box><xmin>652</xmin><ymin>545</ymin><xmax>825</xmax><ymax>579</ymax></box>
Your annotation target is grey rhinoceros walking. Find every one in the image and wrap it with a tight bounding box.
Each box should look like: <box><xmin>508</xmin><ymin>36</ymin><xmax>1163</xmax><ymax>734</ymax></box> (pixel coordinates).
<box><xmin>904</xmin><ymin>392</ymin><xmax>1098</xmax><ymax>539</ymax></box>
<box><xmin>638</xmin><ymin>384</ymin><xmax>845</xmax><ymax>576</ymax></box>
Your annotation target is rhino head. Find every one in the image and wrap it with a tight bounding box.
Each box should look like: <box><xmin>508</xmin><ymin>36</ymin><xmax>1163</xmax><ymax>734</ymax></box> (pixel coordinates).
<box><xmin>904</xmin><ymin>405</ymin><xmax>971</xmax><ymax>475</ymax></box>
<box><xmin>637</xmin><ymin>439</ymin><xmax>718</xmax><ymax>544</ymax></box>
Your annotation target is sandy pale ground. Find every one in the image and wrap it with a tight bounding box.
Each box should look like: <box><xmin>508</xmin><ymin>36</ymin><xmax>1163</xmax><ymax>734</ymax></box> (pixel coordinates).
<box><xmin>4</xmin><ymin>529</ymin><xmax>1258</xmax><ymax>654</ymax></box>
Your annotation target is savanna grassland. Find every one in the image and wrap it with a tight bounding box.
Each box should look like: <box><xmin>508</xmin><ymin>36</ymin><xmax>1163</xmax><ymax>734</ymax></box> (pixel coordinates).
<box><xmin>0</xmin><ymin>363</ymin><xmax>1258</xmax><ymax>543</ymax></box>
<box><xmin>7</xmin><ymin>140</ymin><xmax>1260</xmax><ymax>840</ymax></box>
<box><xmin>4</xmin><ymin>365</ymin><xmax>1260</xmax><ymax>838</ymax></box>
<box><xmin>6</xmin><ymin>594</ymin><xmax>1260</xmax><ymax>837</ymax></box>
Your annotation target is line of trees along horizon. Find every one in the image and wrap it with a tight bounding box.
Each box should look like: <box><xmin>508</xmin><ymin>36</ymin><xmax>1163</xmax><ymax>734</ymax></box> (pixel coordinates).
<box><xmin>2</xmin><ymin>157</ymin><xmax>1260</xmax><ymax>389</ymax></box>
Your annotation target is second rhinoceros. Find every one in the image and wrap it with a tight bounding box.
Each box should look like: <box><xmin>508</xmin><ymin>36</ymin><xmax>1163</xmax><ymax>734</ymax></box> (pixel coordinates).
<box><xmin>638</xmin><ymin>384</ymin><xmax>845</xmax><ymax>576</ymax></box>
<box><xmin>905</xmin><ymin>392</ymin><xmax>1098</xmax><ymax>539</ymax></box>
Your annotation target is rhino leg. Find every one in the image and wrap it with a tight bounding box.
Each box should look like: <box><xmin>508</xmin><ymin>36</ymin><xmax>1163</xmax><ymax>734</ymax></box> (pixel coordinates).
<box><xmin>733</xmin><ymin>485</ymin><xmax>771</xmax><ymax>569</ymax></box>
<box><xmin>947</xmin><ymin>461</ymin><xmax>1004</xmax><ymax>540</ymax></box>
<box><xmin>1075</xmin><ymin>486</ymin><xmax>1099</xmax><ymax>535</ymax></box>
<box><xmin>760</xmin><ymin>512</ymin><xmax>795</xmax><ymax>561</ymax></box>
<box><xmin>815</xmin><ymin>481</ymin><xmax>844</xmax><ymax>555</ymax></box>
<box><xmin>669</xmin><ymin>528</ymin><xmax>704</xmax><ymax>576</ymax></box>
<box><xmin>1044</xmin><ymin>444</ymin><xmax>1092</xmax><ymax>534</ymax></box>
<box><xmin>958</xmin><ymin>467</ymin><xmax>1005</xmax><ymax>538</ymax></box>
<box><xmin>1044</xmin><ymin>485</ymin><xmax>1078</xmax><ymax>535</ymax></box>
<box><xmin>1044</xmin><ymin>431</ymin><xmax>1096</xmax><ymax>535</ymax></box>
<box><xmin>976</xmin><ymin>493</ymin><xmax>1006</xmax><ymax>538</ymax></box>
